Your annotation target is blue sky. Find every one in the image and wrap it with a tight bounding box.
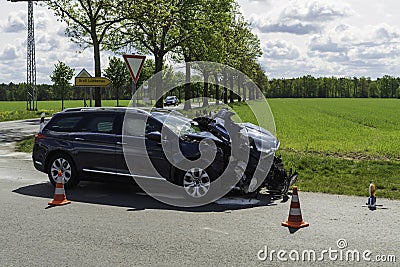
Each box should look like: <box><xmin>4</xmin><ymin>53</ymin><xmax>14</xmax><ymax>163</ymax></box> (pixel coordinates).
<box><xmin>1</xmin><ymin>0</ymin><xmax>400</xmax><ymax>83</ymax></box>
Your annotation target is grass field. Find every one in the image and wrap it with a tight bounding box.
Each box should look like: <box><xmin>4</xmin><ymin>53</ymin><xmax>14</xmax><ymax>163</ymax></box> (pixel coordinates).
<box><xmin>268</xmin><ymin>99</ymin><xmax>400</xmax><ymax>160</ymax></box>
<box><xmin>5</xmin><ymin>98</ymin><xmax>400</xmax><ymax>199</ymax></box>
<box><xmin>0</xmin><ymin>100</ymin><xmax>131</xmax><ymax>121</ymax></box>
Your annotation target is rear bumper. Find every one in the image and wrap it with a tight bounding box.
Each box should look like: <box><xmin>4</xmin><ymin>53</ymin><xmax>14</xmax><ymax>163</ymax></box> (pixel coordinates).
<box><xmin>33</xmin><ymin>158</ymin><xmax>46</xmax><ymax>173</ymax></box>
<box><xmin>32</xmin><ymin>143</ymin><xmax>46</xmax><ymax>173</ymax></box>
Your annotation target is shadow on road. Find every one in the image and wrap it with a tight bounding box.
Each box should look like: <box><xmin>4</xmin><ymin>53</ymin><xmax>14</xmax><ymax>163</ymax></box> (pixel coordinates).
<box><xmin>13</xmin><ymin>181</ymin><xmax>288</xmax><ymax>212</ymax></box>
<box><xmin>0</xmin><ymin>129</ymin><xmax>34</xmax><ymax>143</ymax></box>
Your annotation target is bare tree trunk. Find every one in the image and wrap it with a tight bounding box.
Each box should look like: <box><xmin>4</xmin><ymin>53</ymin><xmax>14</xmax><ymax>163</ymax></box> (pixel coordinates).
<box><xmin>93</xmin><ymin>40</ymin><xmax>101</xmax><ymax>107</ymax></box>
<box><xmin>184</xmin><ymin>59</ymin><xmax>191</xmax><ymax>110</ymax></box>
<box><xmin>237</xmin><ymin>74</ymin><xmax>242</xmax><ymax>102</ymax></box>
<box><xmin>256</xmin><ymin>84</ymin><xmax>260</xmax><ymax>99</ymax></box>
<box><xmin>249</xmin><ymin>84</ymin><xmax>255</xmax><ymax>100</ymax></box>
<box><xmin>243</xmin><ymin>83</ymin><xmax>247</xmax><ymax>101</ymax></box>
<box><xmin>155</xmin><ymin>55</ymin><xmax>163</xmax><ymax>108</ymax></box>
<box><xmin>116</xmin><ymin>86</ymin><xmax>119</xmax><ymax>107</ymax></box>
<box><xmin>229</xmin><ymin>72</ymin><xmax>234</xmax><ymax>103</ymax></box>
<box><xmin>203</xmin><ymin>71</ymin><xmax>209</xmax><ymax>107</ymax></box>
<box><xmin>214</xmin><ymin>72</ymin><xmax>219</xmax><ymax>105</ymax></box>
<box><xmin>223</xmin><ymin>68</ymin><xmax>228</xmax><ymax>104</ymax></box>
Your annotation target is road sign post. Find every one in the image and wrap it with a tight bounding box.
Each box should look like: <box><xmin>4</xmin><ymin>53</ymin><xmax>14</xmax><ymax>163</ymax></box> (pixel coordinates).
<box><xmin>75</xmin><ymin>70</ymin><xmax>111</xmax><ymax>108</ymax></box>
<box><xmin>76</xmin><ymin>69</ymin><xmax>92</xmax><ymax>107</ymax></box>
<box><xmin>132</xmin><ymin>81</ymin><xmax>137</xmax><ymax>107</ymax></box>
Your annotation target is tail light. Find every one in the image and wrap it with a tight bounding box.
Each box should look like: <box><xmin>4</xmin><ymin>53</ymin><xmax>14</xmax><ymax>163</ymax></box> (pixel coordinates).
<box><xmin>34</xmin><ymin>133</ymin><xmax>46</xmax><ymax>142</ymax></box>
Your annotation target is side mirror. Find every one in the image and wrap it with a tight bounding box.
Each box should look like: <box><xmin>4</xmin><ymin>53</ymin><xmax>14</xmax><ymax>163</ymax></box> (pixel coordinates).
<box><xmin>146</xmin><ymin>131</ymin><xmax>162</xmax><ymax>142</ymax></box>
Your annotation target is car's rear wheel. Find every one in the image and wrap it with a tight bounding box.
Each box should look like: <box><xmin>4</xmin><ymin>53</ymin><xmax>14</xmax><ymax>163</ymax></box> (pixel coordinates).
<box><xmin>47</xmin><ymin>153</ymin><xmax>79</xmax><ymax>189</ymax></box>
<box><xmin>182</xmin><ymin>167</ymin><xmax>211</xmax><ymax>199</ymax></box>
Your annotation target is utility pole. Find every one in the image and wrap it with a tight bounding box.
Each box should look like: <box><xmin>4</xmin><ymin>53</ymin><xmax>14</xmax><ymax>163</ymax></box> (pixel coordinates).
<box><xmin>7</xmin><ymin>0</ymin><xmax>44</xmax><ymax>111</ymax></box>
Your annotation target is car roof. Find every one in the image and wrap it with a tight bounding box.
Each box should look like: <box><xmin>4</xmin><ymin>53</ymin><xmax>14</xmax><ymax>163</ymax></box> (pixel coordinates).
<box><xmin>60</xmin><ymin>107</ymin><xmax>184</xmax><ymax>118</ymax></box>
<box><xmin>62</xmin><ymin>107</ymin><xmax>150</xmax><ymax>115</ymax></box>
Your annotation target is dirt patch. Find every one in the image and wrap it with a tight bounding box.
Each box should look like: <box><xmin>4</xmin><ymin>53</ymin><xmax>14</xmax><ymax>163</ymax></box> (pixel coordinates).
<box><xmin>281</xmin><ymin>148</ymin><xmax>400</xmax><ymax>162</ymax></box>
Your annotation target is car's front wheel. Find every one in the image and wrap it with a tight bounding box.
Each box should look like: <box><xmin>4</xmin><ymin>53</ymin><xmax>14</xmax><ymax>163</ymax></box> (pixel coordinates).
<box><xmin>182</xmin><ymin>167</ymin><xmax>211</xmax><ymax>199</ymax></box>
<box><xmin>47</xmin><ymin>153</ymin><xmax>79</xmax><ymax>189</ymax></box>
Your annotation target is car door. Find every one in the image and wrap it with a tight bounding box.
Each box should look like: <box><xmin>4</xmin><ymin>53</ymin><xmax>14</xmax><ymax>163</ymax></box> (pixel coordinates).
<box><xmin>72</xmin><ymin>112</ymin><xmax>118</xmax><ymax>176</ymax></box>
<box><xmin>115</xmin><ymin>113</ymin><xmax>171</xmax><ymax>179</ymax></box>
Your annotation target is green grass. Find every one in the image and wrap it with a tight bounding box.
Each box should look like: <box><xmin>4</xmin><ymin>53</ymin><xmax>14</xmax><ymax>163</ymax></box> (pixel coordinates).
<box><xmin>277</xmin><ymin>150</ymin><xmax>400</xmax><ymax>200</ymax></box>
<box><xmin>268</xmin><ymin>98</ymin><xmax>400</xmax><ymax>159</ymax></box>
<box><xmin>16</xmin><ymin>135</ymin><xmax>35</xmax><ymax>153</ymax></box>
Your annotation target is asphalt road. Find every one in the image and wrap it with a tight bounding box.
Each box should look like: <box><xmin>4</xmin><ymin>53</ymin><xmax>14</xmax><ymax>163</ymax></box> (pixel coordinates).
<box><xmin>0</xmin><ymin>119</ymin><xmax>399</xmax><ymax>266</ymax></box>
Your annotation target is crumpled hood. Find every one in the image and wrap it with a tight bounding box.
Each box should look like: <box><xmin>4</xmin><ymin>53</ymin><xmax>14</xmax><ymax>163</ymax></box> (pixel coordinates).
<box><xmin>240</xmin><ymin>122</ymin><xmax>280</xmax><ymax>154</ymax></box>
<box><xmin>184</xmin><ymin>131</ymin><xmax>224</xmax><ymax>144</ymax></box>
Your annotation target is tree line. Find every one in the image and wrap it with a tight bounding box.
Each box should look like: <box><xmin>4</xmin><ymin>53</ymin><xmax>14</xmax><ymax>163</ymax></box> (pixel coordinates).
<box><xmin>2</xmin><ymin>73</ymin><xmax>400</xmax><ymax>102</ymax></box>
<box><xmin>268</xmin><ymin>75</ymin><xmax>400</xmax><ymax>98</ymax></box>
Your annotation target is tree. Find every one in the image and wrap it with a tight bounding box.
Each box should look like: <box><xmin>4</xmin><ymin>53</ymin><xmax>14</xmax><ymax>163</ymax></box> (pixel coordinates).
<box><xmin>113</xmin><ymin>0</ymin><xmax>203</xmax><ymax>108</ymax></box>
<box><xmin>50</xmin><ymin>61</ymin><xmax>75</xmax><ymax>110</ymax></box>
<box><xmin>223</xmin><ymin>9</ymin><xmax>262</xmax><ymax>103</ymax></box>
<box><xmin>104</xmin><ymin>57</ymin><xmax>130</xmax><ymax>106</ymax></box>
<box><xmin>176</xmin><ymin>0</ymin><xmax>234</xmax><ymax>109</ymax></box>
<box><xmin>46</xmin><ymin>0</ymin><xmax>124</xmax><ymax>107</ymax></box>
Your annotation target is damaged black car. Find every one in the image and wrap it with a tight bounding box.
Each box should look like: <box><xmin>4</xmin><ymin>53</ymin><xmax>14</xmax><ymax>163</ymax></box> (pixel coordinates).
<box><xmin>33</xmin><ymin>107</ymin><xmax>297</xmax><ymax>202</ymax></box>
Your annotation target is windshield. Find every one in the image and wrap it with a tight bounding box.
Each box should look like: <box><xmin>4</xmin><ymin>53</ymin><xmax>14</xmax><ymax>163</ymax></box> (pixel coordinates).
<box><xmin>153</xmin><ymin>113</ymin><xmax>200</xmax><ymax>137</ymax></box>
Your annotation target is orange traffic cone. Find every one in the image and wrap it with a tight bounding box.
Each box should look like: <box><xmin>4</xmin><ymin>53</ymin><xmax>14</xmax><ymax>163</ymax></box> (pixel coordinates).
<box><xmin>48</xmin><ymin>170</ymin><xmax>71</xmax><ymax>206</ymax></box>
<box><xmin>282</xmin><ymin>186</ymin><xmax>309</xmax><ymax>229</ymax></box>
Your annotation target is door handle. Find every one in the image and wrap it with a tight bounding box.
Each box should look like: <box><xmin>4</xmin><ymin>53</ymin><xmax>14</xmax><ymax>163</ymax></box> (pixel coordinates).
<box><xmin>74</xmin><ymin>138</ymin><xmax>85</xmax><ymax>141</ymax></box>
<box><xmin>117</xmin><ymin>142</ymin><xmax>127</xmax><ymax>145</ymax></box>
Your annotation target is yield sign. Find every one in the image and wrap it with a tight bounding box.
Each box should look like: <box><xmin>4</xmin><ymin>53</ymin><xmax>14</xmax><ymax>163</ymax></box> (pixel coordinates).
<box><xmin>123</xmin><ymin>54</ymin><xmax>146</xmax><ymax>84</ymax></box>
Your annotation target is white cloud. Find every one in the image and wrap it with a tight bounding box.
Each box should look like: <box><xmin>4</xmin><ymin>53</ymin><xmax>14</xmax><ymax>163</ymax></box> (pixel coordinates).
<box><xmin>36</xmin><ymin>34</ymin><xmax>60</xmax><ymax>51</ymax></box>
<box><xmin>303</xmin><ymin>22</ymin><xmax>400</xmax><ymax>78</ymax></box>
<box><xmin>1</xmin><ymin>11</ymin><xmax>26</xmax><ymax>33</ymax></box>
<box><xmin>0</xmin><ymin>45</ymin><xmax>21</xmax><ymax>60</ymax></box>
<box><xmin>308</xmin><ymin>23</ymin><xmax>400</xmax><ymax>60</ymax></box>
<box><xmin>372</xmin><ymin>23</ymin><xmax>400</xmax><ymax>41</ymax></box>
<box><xmin>263</xmin><ymin>40</ymin><xmax>300</xmax><ymax>60</ymax></box>
<box><xmin>250</xmin><ymin>0</ymin><xmax>354</xmax><ymax>35</ymax></box>
<box><xmin>282</xmin><ymin>1</ymin><xmax>352</xmax><ymax>22</ymax></box>
<box><xmin>251</xmin><ymin>18</ymin><xmax>319</xmax><ymax>35</ymax></box>
<box><xmin>35</xmin><ymin>10</ymin><xmax>51</xmax><ymax>30</ymax></box>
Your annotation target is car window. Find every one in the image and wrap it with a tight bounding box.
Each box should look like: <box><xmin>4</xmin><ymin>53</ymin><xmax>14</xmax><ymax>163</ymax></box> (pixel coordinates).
<box><xmin>154</xmin><ymin>114</ymin><xmax>199</xmax><ymax>137</ymax></box>
<box><xmin>81</xmin><ymin>114</ymin><xmax>117</xmax><ymax>134</ymax></box>
<box><xmin>124</xmin><ymin>117</ymin><xmax>147</xmax><ymax>136</ymax></box>
<box><xmin>123</xmin><ymin>115</ymin><xmax>163</xmax><ymax>137</ymax></box>
<box><xmin>46</xmin><ymin>114</ymin><xmax>84</xmax><ymax>132</ymax></box>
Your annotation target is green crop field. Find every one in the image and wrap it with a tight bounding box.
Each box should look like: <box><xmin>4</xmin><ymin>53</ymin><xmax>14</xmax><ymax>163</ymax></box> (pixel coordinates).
<box><xmin>269</xmin><ymin>98</ymin><xmax>400</xmax><ymax>159</ymax></box>
<box><xmin>0</xmin><ymin>100</ymin><xmax>131</xmax><ymax>121</ymax></box>
<box><xmin>0</xmin><ymin>100</ymin><xmax>135</xmax><ymax>112</ymax></box>
<box><xmin>5</xmin><ymin>98</ymin><xmax>400</xmax><ymax>199</ymax></box>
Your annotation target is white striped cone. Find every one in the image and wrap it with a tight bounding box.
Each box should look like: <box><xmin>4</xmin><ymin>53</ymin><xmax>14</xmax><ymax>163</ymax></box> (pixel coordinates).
<box><xmin>48</xmin><ymin>170</ymin><xmax>71</xmax><ymax>206</ymax></box>
<box><xmin>282</xmin><ymin>186</ymin><xmax>309</xmax><ymax>229</ymax></box>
